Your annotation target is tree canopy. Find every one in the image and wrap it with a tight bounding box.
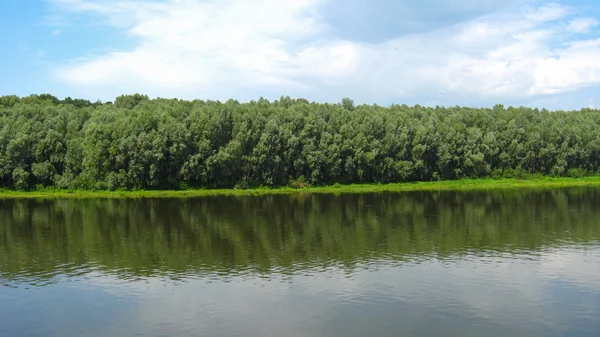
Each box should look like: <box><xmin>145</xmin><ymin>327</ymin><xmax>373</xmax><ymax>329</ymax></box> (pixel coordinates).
<box><xmin>0</xmin><ymin>93</ymin><xmax>599</xmax><ymax>190</ymax></box>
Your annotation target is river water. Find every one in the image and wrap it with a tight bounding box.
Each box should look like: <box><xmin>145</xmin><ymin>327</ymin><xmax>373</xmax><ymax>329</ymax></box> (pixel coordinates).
<box><xmin>1</xmin><ymin>189</ymin><xmax>600</xmax><ymax>336</ymax></box>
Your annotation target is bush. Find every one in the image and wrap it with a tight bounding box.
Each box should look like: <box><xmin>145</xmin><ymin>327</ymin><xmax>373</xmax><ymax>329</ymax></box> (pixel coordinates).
<box><xmin>567</xmin><ymin>168</ymin><xmax>588</xmax><ymax>178</ymax></box>
<box><xmin>54</xmin><ymin>173</ymin><xmax>75</xmax><ymax>189</ymax></box>
<box><xmin>288</xmin><ymin>176</ymin><xmax>310</xmax><ymax>189</ymax></box>
<box><xmin>234</xmin><ymin>177</ymin><xmax>257</xmax><ymax>190</ymax></box>
<box><xmin>12</xmin><ymin>168</ymin><xmax>30</xmax><ymax>191</ymax></box>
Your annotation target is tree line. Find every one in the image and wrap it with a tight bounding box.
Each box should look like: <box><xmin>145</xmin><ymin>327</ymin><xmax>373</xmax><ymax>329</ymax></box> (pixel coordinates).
<box><xmin>1</xmin><ymin>93</ymin><xmax>599</xmax><ymax>190</ymax></box>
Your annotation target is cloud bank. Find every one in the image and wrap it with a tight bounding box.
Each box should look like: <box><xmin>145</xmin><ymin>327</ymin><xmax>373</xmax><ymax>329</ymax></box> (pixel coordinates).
<box><xmin>49</xmin><ymin>0</ymin><xmax>600</xmax><ymax>107</ymax></box>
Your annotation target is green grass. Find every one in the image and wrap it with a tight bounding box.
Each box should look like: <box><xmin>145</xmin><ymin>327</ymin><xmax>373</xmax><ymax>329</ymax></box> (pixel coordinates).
<box><xmin>2</xmin><ymin>176</ymin><xmax>600</xmax><ymax>199</ymax></box>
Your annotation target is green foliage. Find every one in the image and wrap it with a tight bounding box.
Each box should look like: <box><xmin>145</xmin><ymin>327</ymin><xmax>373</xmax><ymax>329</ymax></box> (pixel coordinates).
<box><xmin>114</xmin><ymin>94</ymin><xmax>149</xmax><ymax>109</ymax></box>
<box><xmin>0</xmin><ymin>95</ymin><xmax>20</xmax><ymax>108</ymax></box>
<box><xmin>288</xmin><ymin>175</ymin><xmax>310</xmax><ymax>189</ymax></box>
<box><xmin>1</xmin><ymin>94</ymin><xmax>600</xmax><ymax>190</ymax></box>
<box><xmin>11</xmin><ymin>168</ymin><xmax>29</xmax><ymax>190</ymax></box>
<box><xmin>234</xmin><ymin>177</ymin><xmax>253</xmax><ymax>190</ymax></box>
<box><xmin>31</xmin><ymin>162</ymin><xmax>56</xmax><ymax>186</ymax></box>
<box><xmin>567</xmin><ymin>168</ymin><xmax>589</xmax><ymax>178</ymax></box>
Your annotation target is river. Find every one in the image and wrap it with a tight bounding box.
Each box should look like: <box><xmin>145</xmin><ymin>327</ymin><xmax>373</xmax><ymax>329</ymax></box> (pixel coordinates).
<box><xmin>1</xmin><ymin>189</ymin><xmax>600</xmax><ymax>336</ymax></box>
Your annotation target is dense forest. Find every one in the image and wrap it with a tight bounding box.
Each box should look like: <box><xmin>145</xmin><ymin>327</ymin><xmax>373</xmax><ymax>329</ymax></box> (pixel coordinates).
<box><xmin>1</xmin><ymin>93</ymin><xmax>599</xmax><ymax>190</ymax></box>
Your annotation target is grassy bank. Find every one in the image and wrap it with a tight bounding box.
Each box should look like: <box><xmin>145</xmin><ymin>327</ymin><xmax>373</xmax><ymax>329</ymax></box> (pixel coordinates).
<box><xmin>2</xmin><ymin>176</ymin><xmax>600</xmax><ymax>199</ymax></box>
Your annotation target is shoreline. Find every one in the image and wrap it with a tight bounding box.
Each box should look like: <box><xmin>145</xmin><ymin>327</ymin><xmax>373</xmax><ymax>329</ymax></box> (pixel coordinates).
<box><xmin>2</xmin><ymin>177</ymin><xmax>600</xmax><ymax>199</ymax></box>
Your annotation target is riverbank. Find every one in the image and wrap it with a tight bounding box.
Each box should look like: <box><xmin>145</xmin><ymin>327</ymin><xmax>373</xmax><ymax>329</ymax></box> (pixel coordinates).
<box><xmin>2</xmin><ymin>176</ymin><xmax>600</xmax><ymax>199</ymax></box>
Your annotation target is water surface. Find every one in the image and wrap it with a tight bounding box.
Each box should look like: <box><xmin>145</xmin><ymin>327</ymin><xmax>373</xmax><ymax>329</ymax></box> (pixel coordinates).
<box><xmin>1</xmin><ymin>189</ymin><xmax>600</xmax><ymax>336</ymax></box>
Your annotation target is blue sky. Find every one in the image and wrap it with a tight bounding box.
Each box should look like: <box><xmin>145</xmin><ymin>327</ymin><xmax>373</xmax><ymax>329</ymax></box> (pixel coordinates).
<box><xmin>2</xmin><ymin>0</ymin><xmax>600</xmax><ymax>109</ymax></box>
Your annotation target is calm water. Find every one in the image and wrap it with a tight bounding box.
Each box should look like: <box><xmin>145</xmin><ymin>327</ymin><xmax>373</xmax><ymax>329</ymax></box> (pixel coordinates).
<box><xmin>1</xmin><ymin>189</ymin><xmax>600</xmax><ymax>337</ymax></box>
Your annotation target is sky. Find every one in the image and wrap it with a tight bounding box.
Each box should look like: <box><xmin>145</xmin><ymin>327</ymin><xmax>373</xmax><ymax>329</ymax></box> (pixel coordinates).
<box><xmin>1</xmin><ymin>0</ymin><xmax>600</xmax><ymax>109</ymax></box>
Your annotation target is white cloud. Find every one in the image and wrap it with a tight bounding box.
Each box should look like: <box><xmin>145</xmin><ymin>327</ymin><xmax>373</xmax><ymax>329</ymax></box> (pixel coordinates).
<box><xmin>525</xmin><ymin>2</ymin><xmax>570</xmax><ymax>22</ymax></box>
<box><xmin>52</xmin><ymin>0</ymin><xmax>331</xmax><ymax>99</ymax></box>
<box><xmin>50</xmin><ymin>0</ymin><xmax>600</xmax><ymax>107</ymax></box>
<box><xmin>49</xmin><ymin>0</ymin><xmax>125</xmax><ymax>14</ymax></box>
<box><xmin>566</xmin><ymin>17</ymin><xmax>599</xmax><ymax>33</ymax></box>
